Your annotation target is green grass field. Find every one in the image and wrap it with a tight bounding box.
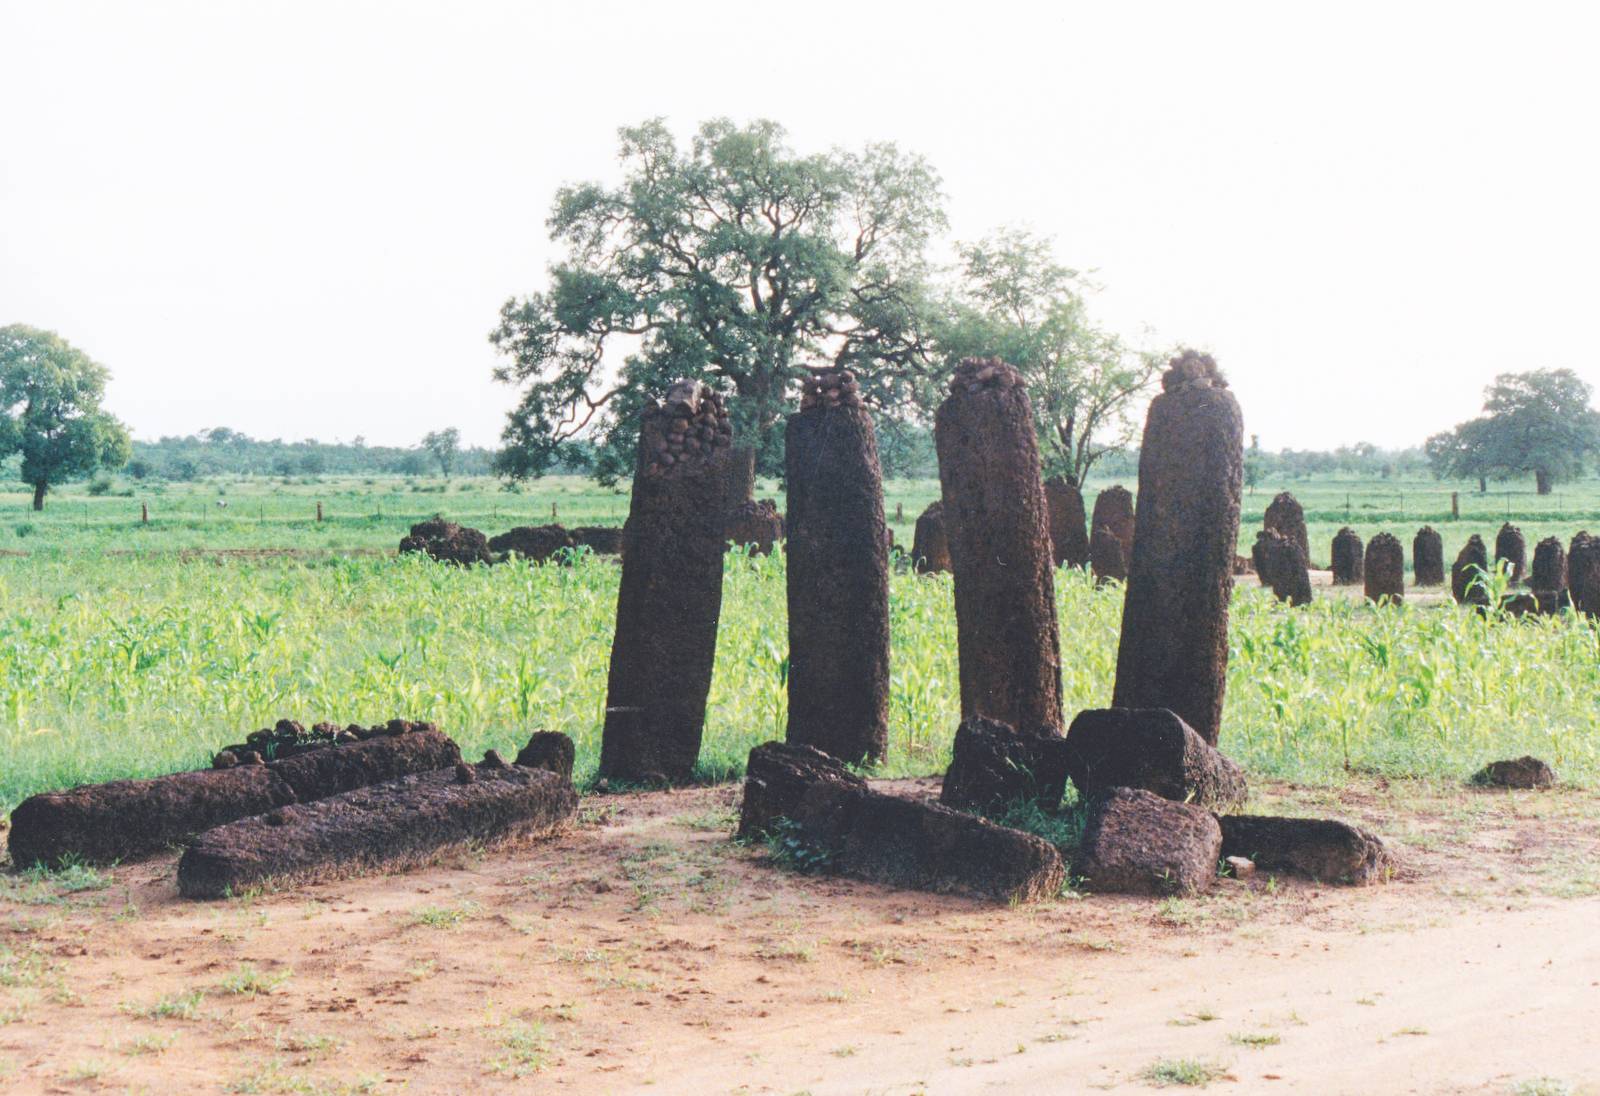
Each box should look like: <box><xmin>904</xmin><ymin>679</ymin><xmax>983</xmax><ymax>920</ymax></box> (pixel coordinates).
<box><xmin>3</xmin><ymin>469</ymin><xmax>1600</xmax><ymax>812</ymax></box>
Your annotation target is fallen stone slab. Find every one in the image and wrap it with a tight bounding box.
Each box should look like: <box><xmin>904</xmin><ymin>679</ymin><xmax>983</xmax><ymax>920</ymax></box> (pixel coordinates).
<box><xmin>178</xmin><ymin>758</ymin><xmax>578</xmax><ymax>899</ymax></box>
<box><xmin>939</xmin><ymin>716</ymin><xmax>1069</xmax><ymax>815</ymax></box>
<box><xmin>515</xmin><ymin>731</ymin><xmax>576</xmax><ymax>780</ymax></box>
<box><xmin>571</xmin><ymin>526</ymin><xmax>624</xmax><ymax>555</ymax></box>
<box><xmin>739</xmin><ymin>742</ymin><xmax>1063</xmax><ymax>903</ymax></box>
<box><xmin>8</xmin><ymin>727</ymin><xmax>460</xmax><ymax>868</ymax></box>
<box><xmin>488</xmin><ymin>524</ymin><xmax>574</xmax><ymax>564</ymax></box>
<box><xmin>399</xmin><ymin>517</ymin><xmax>492</xmax><ymax>565</ymax></box>
<box><xmin>1076</xmin><ymin>787</ymin><xmax>1221</xmax><ymax>895</ymax></box>
<box><xmin>1218</xmin><ymin>814</ymin><xmax>1391</xmax><ymax>885</ymax></box>
<box><xmin>1473</xmin><ymin>756</ymin><xmax>1556</xmax><ymax>790</ymax></box>
<box><xmin>1063</xmin><ymin>708</ymin><xmax>1247</xmax><ymax>812</ymax></box>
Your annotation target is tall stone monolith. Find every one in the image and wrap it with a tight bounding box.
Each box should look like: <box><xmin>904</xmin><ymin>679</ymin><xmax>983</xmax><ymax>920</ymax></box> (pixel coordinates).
<box><xmin>784</xmin><ymin>367</ymin><xmax>890</xmax><ymax>765</ymax></box>
<box><xmin>1529</xmin><ymin>536</ymin><xmax>1568</xmax><ymax>613</ymax></box>
<box><xmin>1090</xmin><ymin>486</ymin><xmax>1135</xmax><ymax>583</ymax></box>
<box><xmin>1111</xmin><ymin>350</ymin><xmax>1243</xmax><ymax>747</ymax></box>
<box><xmin>1364</xmin><ymin>533</ymin><xmax>1404</xmax><ymax>604</ymax></box>
<box><xmin>1569</xmin><ymin>532</ymin><xmax>1600</xmax><ymax>616</ymax></box>
<box><xmin>1045</xmin><ymin>476</ymin><xmax>1090</xmax><ymax>569</ymax></box>
<box><xmin>912</xmin><ymin>501</ymin><xmax>950</xmax><ymax>574</ymax></box>
<box><xmin>1413</xmin><ymin>526</ymin><xmax>1445</xmax><ymax>586</ymax></box>
<box><xmin>1253</xmin><ymin>529</ymin><xmax>1312</xmax><ymax>606</ymax></box>
<box><xmin>935</xmin><ymin>357</ymin><xmax>1063</xmax><ymax>732</ymax></box>
<box><xmin>1330</xmin><ymin>527</ymin><xmax>1364</xmax><ymax>585</ymax></box>
<box><xmin>1494</xmin><ymin>523</ymin><xmax>1526</xmax><ymax>584</ymax></box>
<box><xmin>599</xmin><ymin>382</ymin><xmax>733</xmax><ymax>785</ymax></box>
<box><xmin>1264</xmin><ymin>491</ymin><xmax>1310</xmax><ymax>567</ymax></box>
<box><xmin>1451</xmin><ymin>534</ymin><xmax>1491</xmax><ymax>607</ymax></box>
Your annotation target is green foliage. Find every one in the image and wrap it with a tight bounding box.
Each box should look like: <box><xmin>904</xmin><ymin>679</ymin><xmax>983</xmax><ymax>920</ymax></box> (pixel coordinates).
<box><xmin>490</xmin><ymin>117</ymin><xmax>946</xmax><ymax>483</ymax></box>
<box><xmin>763</xmin><ymin>817</ymin><xmax>841</xmax><ymax>874</ymax></box>
<box><xmin>1426</xmin><ymin>369</ymin><xmax>1600</xmax><ymax>492</ymax></box>
<box><xmin>0</xmin><ymin>324</ymin><xmax>132</xmax><ymax>508</ymax></box>
<box><xmin>419</xmin><ymin>428</ymin><xmax>461</xmax><ymax>479</ymax></box>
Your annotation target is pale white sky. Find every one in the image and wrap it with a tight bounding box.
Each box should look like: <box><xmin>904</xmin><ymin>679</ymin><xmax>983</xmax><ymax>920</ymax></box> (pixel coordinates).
<box><xmin>2</xmin><ymin>0</ymin><xmax>1597</xmax><ymax>450</ymax></box>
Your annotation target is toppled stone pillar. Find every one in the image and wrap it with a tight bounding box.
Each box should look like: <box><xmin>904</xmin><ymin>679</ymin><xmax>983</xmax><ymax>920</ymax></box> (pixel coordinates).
<box><xmin>1413</xmin><ymin>526</ymin><xmax>1445</xmax><ymax>586</ymax></box>
<box><xmin>1264</xmin><ymin>491</ymin><xmax>1310</xmax><ymax>565</ymax></box>
<box><xmin>1044</xmin><ymin>476</ymin><xmax>1089</xmax><ymax>568</ymax></box>
<box><xmin>1252</xmin><ymin>529</ymin><xmax>1312</xmax><ymax>606</ymax></box>
<box><xmin>1218</xmin><ymin>815</ymin><xmax>1391</xmax><ymax>885</ymax></box>
<box><xmin>599</xmin><ymin>382</ymin><xmax>733</xmax><ymax>785</ymax></box>
<box><xmin>1451</xmin><ymin>534</ymin><xmax>1491</xmax><ymax>607</ymax></box>
<box><xmin>911</xmin><ymin>501</ymin><xmax>951</xmax><ymax>574</ymax></box>
<box><xmin>489</xmin><ymin>524</ymin><xmax>574</xmax><ymax>563</ymax></box>
<box><xmin>940</xmin><ymin>716</ymin><xmax>1070</xmax><ymax>815</ymax></box>
<box><xmin>1494</xmin><ymin>522</ymin><xmax>1526</xmax><ymax>584</ymax></box>
<box><xmin>1077</xmin><ymin>787</ymin><xmax>1221</xmax><ymax>895</ymax></box>
<box><xmin>1090</xmin><ymin>486</ymin><xmax>1135</xmax><ymax>583</ymax></box>
<box><xmin>1111</xmin><ymin>351</ymin><xmax>1243</xmax><ymax>747</ymax></box>
<box><xmin>1363</xmin><ymin>532</ymin><xmax>1404</xmax><ymax>604</ymax></box>
<box><xmin>1529</xmin><ymin>536</ymin><xmax>1568</xmax><ymax>613</ymax></box>
<box><xmin>1063</xmin><ymin>708</ymin><xmax>1246</xmax><ymax>812</ymax></box>
<box><xmin>1569</xmin><ymin>532</ymin><xmax>1600</xmax><ymax>615</ymax></box>
<box><xmin>1330</xmin><ymin>527</ymin><xmax>1364</xmax><ymax>585</ymax></box>
<box><xmin>515</xmin><ymin>730</ymin><xmax>576</xmax><ymax>779</ymax></box>
<box><xmin>934</xmin><ymin>358</ymin><xmax>1063</xmax><ymax>732</ymax></box>
<box><xmin>784</xmin><ymin>367</ymin><xmax>890</xmax><ymax>765</ymax></box>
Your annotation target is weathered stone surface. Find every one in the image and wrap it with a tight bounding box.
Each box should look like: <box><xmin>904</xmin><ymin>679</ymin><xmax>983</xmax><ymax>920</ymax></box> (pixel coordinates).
<box><xmin>1263</xmin><ymin>491</ymin><xmax>1310</xmax><ymax>566</ymax></box>
<box><xmin>739</xmin><ymin>742</ymin><xmax>1064</xmax><ymax>903</ymax></box>
<box><xmin>911</xmin><ymin>500</ymin><xmax>951</xmax><ymax>575</ymax></box>
<box><xmin>398</xmin><ymin>517</ymin><xmax>492</xmax><ymax>565</ymax></box>
<box><xmin>1330</xmin><ymin>527</ymin><xmax>1364</xmax><ymax>585</ymax></box>
<box><xmin>725</xmin><ymin>499</ymin><xmax>784</xmax><ymax>555</ymax></box>
<box><xmin>785</xmin><ymin>381</ymin><xmax>891</xmax><ymax>764</ymax></box>
<box><xmin>515</xmin><ymin>731</ymin><xmax>576</xmax><ymax>780</ymax></box>
<box><xmin>1452</xmin><ymin>535</ymin><xmax>1491</xmax><ymax>606</ymax></box>
<box><xmin>8</xmin><ymin>728</ymin><xmax>461</xmax><ymax>868</ymax></box>
<box><xmin>1474</xmin><ymin>756</ymin><xmax>1556</xmax><ymax>790</ymax></box>
<box><xmin>571</xmin><ymin>526</ymin><xmax>624</xmax><ymax>555</ymax></box>
<box><xmin>1090</xmin><ymin>486</ymin><xmax>1135</xmax><ymax>583</ymax></box>
<box><xmin>1044</xmin><ymin>476</ymin><xmax>1089</xmax><ymax>569</ymax></box>
<box><xmin>1494</xmin><ymin>523</ymin><xmax>1527</xmax><ymax>584</ymax></box>
<box><xmin>1112</xmin><ymin>352</ymin><xmax>1243</xmax><ymax>749</ymax></box>
<box><xmin>488</xmin><ymin>524</ymin><xmax>573</xmax><ymax>564</ymax></box>
<box><xmin>1568</xmin><ymin>532</ymin><xmax>1600</xmax><ymax>615</ymax></box>
<box><xmin>1077</xmin><ymin>787</ymin><xmax>1221</xmax><ymax>895</ymax></box>
<box><xmin>1062</xmin><ymin>708</ymin><xmax>1247</xmax><ymax>812</ymax></box>
<box><xmin>1253</xmin><ymin>529</ymin><xmax>1312</xmax><ymax>606</ymax></box>
<box><xmin>1363</xmin><ymin>532</ymin><xmax>1404</xmax><ymax>604</ymax></box>
<box><xmin>940</xmin><ymin>716</ymin><xmax>1069</xmax><ymax>815</ymax></box>
<box><xmin>177</xmin><ymin>761</ymin><xmax>578</xmax><ymax>899</ymax></box>
<box><xmin>1218</xmin><ymin>815</ymin><xmax>1392</xmax><ymax>885</ymax></box>
<box><xmin>935</xmin><ymin>358</ymin><xmax>1063</xmax><ymax>732</ymax></box>
<box><xmin>599</xmin><ymin>382</ymin><xmax>733</xmax><ymax>785</ymax></box>
<box><xmin>1413</xmin><ymin>526</ymin><xmax>1445</xmax><ymax>587</ymax></box>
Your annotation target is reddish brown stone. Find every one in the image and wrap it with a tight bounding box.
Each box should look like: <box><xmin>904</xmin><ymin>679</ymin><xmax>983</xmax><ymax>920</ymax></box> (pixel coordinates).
<box><xmin>488</xmin><ymin>524</ymin><xmax>573</xmax><ymax>563</ymax></box>
<box><xmin>1044</xmin><ymin>476</ymin><xmax>1089</xmax><ymax>568</ymax></box>
<box><xmin>1253</xmin><ymin>529</ymin><xmax>1312</xmax><ymax>606</ymax></box>
<box><xmin>1473</xmin><ymin>756</ymin><xmax>1556</xmax><ymax>789</ymax></box>
<box><xmin>940</xmin><ymin>716</ymin><xmax>1070</xmax><ymax>815</ymax></box>
<box><xmin>737</xmin><ymin>742</ymin><xmax>869</xmax><ymax>842</ymax></box>
<box><xmin>784</xmin><ymin>377</ymin><xmax>890</xmax><ymax>764</ymax></box>
<box><xmin>1112</xmin><ymin>352</ymin><xmax>1243</xmax><ymax>748</ymax></box>
<box><xmin>1363</xmin><ymin>532</ymin><xmax>1404</xmax><ymax>604</ymax></box>
<box><xmin>571</xmin><ymin>526</ymin><xmax>624</xmax><ymax>555</ymax></box>
<box><xmin>1063</xmin><ymin>708</ymin><xmax>1246</xmax><ymax>812</ymax></box>
<box><xmin>398</xmin><ymin>518</ymin><xmax>492</xmax><ymax>565</ymax></box>
<box><xmin>1218</xmin><ymin>815</ymin><xmax>1391</xmax><ymax>885</ymax></box>
<box><xmin>1413</xmin><ymin>526</ymin><xmax>1445</xmax><ymax>586</ymax></box>
<box><xmin>599</xmin><ymin>382</ymin><xmax>733</xmax><ymax>785</ymax></box>
<box><xmin>934</xmin><ymin>358</ymin><xmax>1063</xmax><ymax>732</ymax></box>
<box><xmin>1569</xmin><ymin>532</ymin><xmax>1600</xmax><ymax>615</ymax></box>
<box><xmin>1090</xmin><ymin>522</ymin><xmax>1129</xmax><ymax>584</ymax></box>
<box><xmin>1330</xmin><ymin>527</ymin><xmax>1364</xmax><ymax>585</ymax></box>
<box><xmin>1452</xmin><ymin>535</ymin><xmax>1491</xmax><ymax>606</ymax></box>
<box><xmin>1090</xmin><ymin>486</ymin><xmax>1135</xmax><ymax>583</ymax></box>
<box><xmin>911</xmin><ymin>501</ymin><xmax>951</xmax><ymax>575</ymax></box>
<box><xmin>725</xmin><ymin>499</ymin><xmax>783</xmax><ymax>555</ymax></box>
<box><xmin>1529</xmin><ymin>536</ymin><xmax>1568</xmax><ymax>612</ymax></box>
<box><xmin>515</xmin><ymin>731</ymin><xmax>576</xmax><ymax>780</ymax></box>
<box><xmin>1077</xmin><ymin>787</ymin><xmax>1221</xmax><ymax>895</ymax></box>
<box><xmin>1494</xmin><ymin>522</ymin><xmax>1526</xmax><ymax>584</ymax></box>
<box><xmin>1263</xmin><ymin>491</ymin><xmax>1310</xmax><ymax>566</ymax></box>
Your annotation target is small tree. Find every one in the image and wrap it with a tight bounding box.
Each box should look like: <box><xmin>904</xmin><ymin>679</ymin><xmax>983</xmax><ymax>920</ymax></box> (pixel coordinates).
<box><xmin>421</xmin><ymin>428</ymin><xmax>461</xmax><ymax>478</ymax></box>
<box><xmin>1425</xmin><ymin>369</ymin><xmax>1600</xmax><ymax>494</ymax></box>
<box><xmin>0</xmin><ymin>325</ymin><xmax>131</xmax><ymax>509</ymax></box>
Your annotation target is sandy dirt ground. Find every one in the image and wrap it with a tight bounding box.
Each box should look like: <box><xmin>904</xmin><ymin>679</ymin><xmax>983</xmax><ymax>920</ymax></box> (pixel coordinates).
<box><xmin>2</xmin><ymin>776</ymin><xmax>1597</xmax><ymax>1096</ymax></box>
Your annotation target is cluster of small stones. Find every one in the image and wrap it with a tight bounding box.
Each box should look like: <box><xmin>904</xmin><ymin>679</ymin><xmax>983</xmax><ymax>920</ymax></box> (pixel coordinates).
<box><xmin>799</xmin><ymin>366</ymin><xmax>863</xmax><ymax>410</ymax></box>
<box><xmin>214</xmin><ymin>719</ymin><xmax>435</xmax><ymax>768</ymax></box>
<box><xmin>946</xmin><ymin>355</ymin><xmax>1023</xmax><ymax>394</ymax></box>
<box><xmin>643</xmin><ymin>382</ymin><xmax>731</xmax><ymax>477</ymax></box>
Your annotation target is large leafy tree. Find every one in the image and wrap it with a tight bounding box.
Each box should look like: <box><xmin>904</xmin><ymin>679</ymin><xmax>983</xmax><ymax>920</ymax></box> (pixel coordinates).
<box><xmin>0</xmin><ymin>325</ymin><xmax>131</xmax><ymax>509</ymax></box>
<box><xmin>491</xmin><ymin>118</ymin><xmax>945</xmax><ymax>484</ymax></box>
<box><xmin>1425</xmin><ymin>369</ymin><xmax>1600</xmax><ymax>494</ymax></box>
<box><xmin>934</xmin><ymin>229</ymin><xmax>1162</xmax><ymax>486</ymax></box>
<box><xmin>421</xmin><ymin>427</ymin><xmax>461</xmax><ymax>479</ymax></box>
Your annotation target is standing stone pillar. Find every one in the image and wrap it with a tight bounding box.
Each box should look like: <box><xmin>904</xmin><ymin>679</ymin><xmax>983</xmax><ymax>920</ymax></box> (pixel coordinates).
<box><xmin>1568</xmin><ymin>532</ymin><xmax>1600</xmax><ymax>616</ymax></box>
<box><xmin>1264</xmin><ymin>492</ymin><xmax>1310</xmax><ymax>566</ymax></box>
<box><xmin>1363</xmin><ymin>533</ymin><xmax>1404</xmax><ymax>604</ymax></box>
<box><xmin>1044</xmin><ymin>476</ymin><xmax>1089</xmax><ymax>568</ymax></box>
<box><xmin>1330</xmin><ymin>527</ymin><xmax>1364</xmax><ymax>585</ymax></box>
<box><xmin>912</xmin><ymin>501</ymin><xmax>951</xmax><ymax>574</ymax></box>
<box><xmin>1112</xmin><ymin>351</ymin><xmax>1243</xmax><ymax>748</ymax></box>
<box><xmin>784</xmin><ymin>367</ymin><xmax>890</xmax><ymax>764</ymax></box>
<box><xmin>599</xmin><ymin>382</ymin><xmax>733</xmax><ymax>785</ymax></box>
<box><xmin>1252</xmin><ymin>529</ymin><xmax>1312</xmax><ymax>605</ymax></box>
<box><xmin>1494</xmin><ymin>523</ymin><xmax>1526</xmax><ymax>584</ymax></box>
<box><xmin>1090</xmin><ymin>486</ymin><xmax>1135</xmax><ymax>583</ymax></box>
<box><xmin>1530</xmin><ymin>536</ymin><xmax>1568</xmax><ymax>613</ymax></box>
<box><xmin>1451</xmin><ymin>534</ymin><xmax>1491</xmax><ymax>607</ymax></box>
<box><xmin>1413</xmin><ymin>526</ymin><xmax>1445</xmax><ymax>586</ymax></box>
<box><xmin>934</xmin><ymin>357</ymin><xmax>1063</xmax><ymax>732</ymax></box>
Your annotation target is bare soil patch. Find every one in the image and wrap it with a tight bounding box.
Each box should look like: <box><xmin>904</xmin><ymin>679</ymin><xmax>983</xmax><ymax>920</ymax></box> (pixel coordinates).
<box><xmin>2</xmin><ymin>777</ymin><xmax>1597</xmax><ymax>1094</ymax></box>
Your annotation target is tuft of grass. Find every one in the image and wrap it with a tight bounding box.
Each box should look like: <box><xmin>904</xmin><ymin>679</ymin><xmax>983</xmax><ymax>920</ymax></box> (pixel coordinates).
<box><xmin>121</xmin><ymin>989</ymin><xmax>205</xmax><ymax>1020</ymax></box>
<box><xmin>489</xmin><ymin>1020</ymin><xmax>550</xmax><ymax>1077</ymax></box>
<box><xmin>408</xmin><ymin>902</ymin><xmax>480</xmax><ymax>930</ymax></box>
<box><xmin>1229</xmin><ymin>1031</ymin><xmax>1281</xmax><ymax>1048</ymax></box>
<box><xmin>1141</xmin><ymin>1058</ymin><xmax>1227</xmax><ymax>1087</ymax></box>
<box><xmin>121</xmin><ymin>1033</ymin><xmax>179</xmax><ymax>1056</ymax></box>
<box><xmin>219</xmin><ymin>964</ymin><xmax>293</xmax><ymax>997</ymax></box>
<box><xmin>1512</xmin><ymin>1080</ymin><xmax>1573</xmax><ymax>1096</ymax></box>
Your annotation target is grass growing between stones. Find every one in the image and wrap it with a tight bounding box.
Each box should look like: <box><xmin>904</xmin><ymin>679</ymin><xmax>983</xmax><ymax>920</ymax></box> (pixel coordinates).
<box><xmin>2</xmin><ymin>542</ymin><xmax>1598</xmax><ymax>811</ymax></box>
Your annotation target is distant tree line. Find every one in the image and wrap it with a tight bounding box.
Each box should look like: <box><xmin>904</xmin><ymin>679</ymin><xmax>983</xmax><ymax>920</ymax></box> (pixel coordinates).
<box><xmin>121</xmin><ymin>428</ymin><xmax>508</xmax><ymax>481</ymax></box>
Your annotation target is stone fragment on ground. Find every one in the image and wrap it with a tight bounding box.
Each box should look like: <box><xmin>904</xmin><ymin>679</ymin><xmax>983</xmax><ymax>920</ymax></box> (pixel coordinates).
<box><xmin>1076</xmin><ymin>787</ymin><xmax>1222</xmax><ymax>896</ymax></box>
<box><xmin>1063</xmin><ymin>707</ymin><xmax>1247</xmax><ymax>812</ymax></box>
<box><xmin>939</xmin><ymin>716</ymin><xmax>1069</xmax><ymax>815</ymax></box>
<box><xmin>1473</xmin><ymin>756</ymin><xmax>1556</xmax><ymax>790</ymax></box>
<box><xmin>1218</xmin><ymin>814</ymin><xmax>1392</xmax><ymax>885</ymax></box>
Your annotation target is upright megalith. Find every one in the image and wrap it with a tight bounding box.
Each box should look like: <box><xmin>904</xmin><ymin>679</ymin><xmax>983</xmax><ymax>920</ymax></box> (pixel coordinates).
<box><xmin>724</xmin><ymin>498</ymin><xmax>783</xmax><ymax>555</ymax></box>
<box><xmin>911</xmin><ymin>501</ymin><xmax>951</xmax><ymax>574</ymax></box>
<box><xmin>1494</xmin><ymin>523</ymin><xmax>1527</xmax><ymax>584</ymax></box>
<box><xmin>1090</xmin><ymin>486</ymin><xmax>1135</xmax><ymax>583</ymax></box>
<box><xmin>1569</xmin><ymin>532</ymin><xmax>1600</xmax><ymax>615</ymax></box>
<box><xmin>599</xmin><ymin>382</ymin><xmax>733</xmax><ymax>785</ymax></box>
<box><xmin>1044</xmin><ymin>476</ymin><xmax>1089</xmax><ymax>568</ymax></box>
<box><xmin>784</xmin><ymin>367</ymin><xmax>890</xmax><ymax>764</ymax></box>
<box><xmin>1363</xmin><ymin>532</ymin><xmax>1404</xmax><ymax>604</ymax></box>
<box><xmin>1525</xmin><ymin>536</ymin><xmax>1568</xmax><ymax>613</ymax></box>
<box><xmin>1111</xmin><ymin>350</ymin><xmax>1243</xmax><ymax>748</ymax></box>
<box><xmin>1413</xmin><ymin>526</ymin><xmax>1445</xmax><ymax>586</ymax></box>
<box><xmin>1252</xmin><ymin>529</ymin><xmax>1312</xmax><ymax>606</ymax></box>
<box><xmin>1263</xmin><ymin>491</ymin><xmax>1310</xmax><ymax>566</ymax></box>
<box><xmin>1330</xmin><ymin>527</ymin><xmax>1364</xmax><ymax>585</ymax></box>
<box><xmin>1451</xmin><ymin>534</ymin><xmax>1491</xmax><ymax>606</ymax></box>
<box><xmin>934</xmin><ymin>357</ymin><xmax>1063</xmax><ymax>732</ymax></box>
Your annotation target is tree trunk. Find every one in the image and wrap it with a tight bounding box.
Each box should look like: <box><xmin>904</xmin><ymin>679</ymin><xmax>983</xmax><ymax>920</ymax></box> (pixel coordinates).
<box><xmin>31</xmin><ymin>481</ymin><xmax>46</xmax><ymax>511</ymax></box>
<box><xmin>1477</xmin><ymin>476</ymin><xmax>1487</xmax><ymax>494</ymax></box>
<box><xmin>1535</xmin><ymin>469</ymin><xmax>1552</xmax><ymax>495</ymax></box>
<box><xmin>725</xmin><ymin>446</ymin><xmax>756</xmax><ymax>510</ymax></box>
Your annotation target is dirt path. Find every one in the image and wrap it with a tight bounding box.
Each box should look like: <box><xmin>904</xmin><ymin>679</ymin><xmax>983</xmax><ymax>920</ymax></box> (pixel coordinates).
<box><xmin>2</xmin><ymin>778</ymin><xmax>1596</xmax><ymax>1095</ymax></box>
